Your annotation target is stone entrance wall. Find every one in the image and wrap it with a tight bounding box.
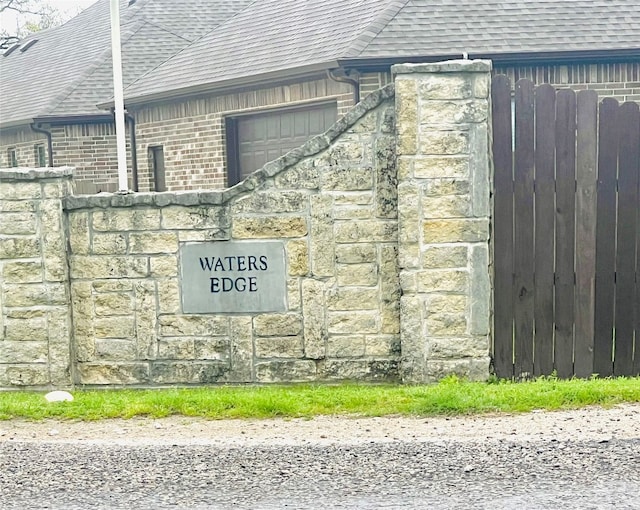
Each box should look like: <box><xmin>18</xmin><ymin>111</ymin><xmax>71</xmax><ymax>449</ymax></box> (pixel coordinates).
<box><xmin>0</xmin><ymin>60</ymin><xmax>492</xmax><ymax>389</ymax></box>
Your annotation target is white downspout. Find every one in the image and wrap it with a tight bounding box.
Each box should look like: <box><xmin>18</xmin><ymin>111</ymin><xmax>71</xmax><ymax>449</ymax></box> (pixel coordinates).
<box><xmin>110</xmin><ymin>0</ymin><xmax>129</xmax><ymax>192</ymax></box>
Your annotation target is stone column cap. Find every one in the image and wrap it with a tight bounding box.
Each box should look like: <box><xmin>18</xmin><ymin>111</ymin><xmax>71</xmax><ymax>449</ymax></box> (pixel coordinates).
<box><xmin>392</xmin><ymin>60</ymin><xmax>492</xmax><ymax>75</ymax></box>
<box><xmin>0</xmin><ymin>166</ymin><xmax>75</xmax><ymax>180</ymax></box>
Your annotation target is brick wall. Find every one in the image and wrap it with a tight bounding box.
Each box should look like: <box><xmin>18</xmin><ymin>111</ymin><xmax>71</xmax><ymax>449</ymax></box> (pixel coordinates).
<box><xmin>132</xmin><ymin>77</ymin><xmax>355</xmax><ymax>192</ymax></box>
<box><xmin>0</xmin><ymin>128</ymin><xmax>48</xmax><ymax>168</ymax></box>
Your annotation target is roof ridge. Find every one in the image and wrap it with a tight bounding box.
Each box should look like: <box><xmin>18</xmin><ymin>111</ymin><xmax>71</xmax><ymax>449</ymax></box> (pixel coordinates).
<box><xmin>343</xmin><ymin>0</ymin><xmax>411</xmax><ymax>58</ymax></box>
<box><xmin>40</xmin><ymin>19</ymin><xmax>145</xmax><ymax>117</ymax></box>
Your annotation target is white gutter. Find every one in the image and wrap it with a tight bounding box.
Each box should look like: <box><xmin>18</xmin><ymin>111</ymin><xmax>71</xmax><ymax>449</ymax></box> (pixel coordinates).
<box><xmin>110</xmin><ymin>0</ymin><xmax>129</xmax><ymax>193</ymax></box>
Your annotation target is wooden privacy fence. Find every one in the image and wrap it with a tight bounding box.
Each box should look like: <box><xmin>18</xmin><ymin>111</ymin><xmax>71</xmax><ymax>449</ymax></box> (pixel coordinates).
<box><xmin>492</xmin><ymin>76</ymin><xmax>640</xmax><ymax>379</ymax></box>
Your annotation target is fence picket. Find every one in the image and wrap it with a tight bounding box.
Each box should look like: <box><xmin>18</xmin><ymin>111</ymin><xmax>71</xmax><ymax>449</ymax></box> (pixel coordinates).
<box><xmin>513</xmin><ymin>79</ymin><xmax>536</xmax><ymax>379</ymax></box>
<box><xmin>613</xmin><ymin>102</ymin><xmax>640</xmax><ymax>376</ymax></box>
<box><xmin>533</xmin><ymin>84</ymin><xmax>556</xmax><ymax>376</ymax></box>
<box><xmin>491</xmin><ymin>75</ymin><xmax>515</xmax><ymax>378</ymax></box>
<box><xmin>574</xmin><ymin>90</ymin><xmax>599</xmax><ymax>378</ymax></box>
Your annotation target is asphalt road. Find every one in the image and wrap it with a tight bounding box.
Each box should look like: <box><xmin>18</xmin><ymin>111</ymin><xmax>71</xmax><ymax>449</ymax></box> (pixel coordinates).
<box><xmin>2</xmin><ymin>437</ymin><xmax>640</xmax><ymax>509</ymax></box>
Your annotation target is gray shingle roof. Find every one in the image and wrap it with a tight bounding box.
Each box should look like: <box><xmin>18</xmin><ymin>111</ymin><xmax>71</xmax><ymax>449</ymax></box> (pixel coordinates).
<box><xmin>123</xmin><ymin>0</ymin><xmax>640</xmax><ymax>104</ymax></box>
<box><xmin>0</xmin><ymin>0</ymin><xmax>252</xmax><ymax>127</ymax></box>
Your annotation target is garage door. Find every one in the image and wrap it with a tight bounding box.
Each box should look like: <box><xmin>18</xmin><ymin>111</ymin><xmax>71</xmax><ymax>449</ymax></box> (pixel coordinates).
<box><xmin>227</xmin><ymin>102</ymin><xmax>337</xmax><ymax>185</ymax></box>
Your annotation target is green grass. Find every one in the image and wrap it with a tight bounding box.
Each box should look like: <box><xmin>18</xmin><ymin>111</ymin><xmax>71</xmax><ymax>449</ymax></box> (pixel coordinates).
<box><xmin>1</xmin><ymin>376</ymin><xmax>640</xmax><ymax>421</ymax></box>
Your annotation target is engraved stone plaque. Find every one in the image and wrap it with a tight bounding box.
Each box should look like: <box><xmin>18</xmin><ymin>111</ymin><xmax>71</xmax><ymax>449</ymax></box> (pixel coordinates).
<box><xmin>180</xmin><ymin>241</ymin><xmax>287</xmax><ymax>313</ymax></box>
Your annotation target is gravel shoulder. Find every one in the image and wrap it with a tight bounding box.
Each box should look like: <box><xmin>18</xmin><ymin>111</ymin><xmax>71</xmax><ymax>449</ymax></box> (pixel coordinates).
<box><xmin>1</xmin><ymin>403</ymin><xmax>639</xmax><ymax>446</ymax></box>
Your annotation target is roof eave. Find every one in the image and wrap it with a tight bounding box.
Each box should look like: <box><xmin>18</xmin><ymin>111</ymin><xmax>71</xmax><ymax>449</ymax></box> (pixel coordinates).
<box><xmin>339</xmin><ymin>48</ymin><xmax>640</xmax><ymax>70</ymax></box>
<box><xmin>109</xmin><ymin>61</ymin><xmax>341</xmax><ymax>109</ymax></box>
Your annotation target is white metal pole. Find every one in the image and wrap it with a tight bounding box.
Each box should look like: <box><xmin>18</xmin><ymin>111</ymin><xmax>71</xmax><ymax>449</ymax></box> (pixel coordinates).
<box><xmin>109</xmin><ymin>0</ymin><xmax>129</xmax><ymax>192</ymax></box>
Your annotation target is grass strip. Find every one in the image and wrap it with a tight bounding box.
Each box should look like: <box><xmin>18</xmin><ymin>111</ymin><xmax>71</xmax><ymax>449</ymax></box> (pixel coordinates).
<box><xmin>1</xmin><ymin>376</ymin><xmax>639</xmax><ymax>421</ymax></box>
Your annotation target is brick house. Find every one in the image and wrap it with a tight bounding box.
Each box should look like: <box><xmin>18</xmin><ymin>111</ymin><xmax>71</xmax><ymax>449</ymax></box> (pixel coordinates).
<box><xmin>2</xmin><ymin>0</ymin><xmax>640</xmax><ymax>192</ymax></box>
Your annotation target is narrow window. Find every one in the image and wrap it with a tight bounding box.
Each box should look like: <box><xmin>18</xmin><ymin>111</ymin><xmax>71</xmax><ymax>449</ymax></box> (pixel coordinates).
<box><xmin>148</xmin><ymin>146</ymin><xmax>166</xmax><ymax>192</ymax></box>
<box><xmin>7</xmin><ymin>148</ymin><xmax>17</xmax><ymax>167</ymax></box>
<box><xmin>34</xmin><ymin>144</ymin><xmax>46</xmax><ymax>167</ymax></box>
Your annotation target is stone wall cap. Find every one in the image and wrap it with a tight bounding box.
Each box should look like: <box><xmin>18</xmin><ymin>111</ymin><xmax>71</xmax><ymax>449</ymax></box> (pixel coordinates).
<box><xmin>63</xmin><ymin>189</ymin><xmax>227</xmax><ymax>210</ymax></box>
<box><xmin>0</xmin><ymin>166</ymin><xmax>74</xmax><ymax>181</ymax></box>
<box><xmin>392</xmin><ymin>60</ymin><xmax>492</xmax><ymax>75</ymax></box>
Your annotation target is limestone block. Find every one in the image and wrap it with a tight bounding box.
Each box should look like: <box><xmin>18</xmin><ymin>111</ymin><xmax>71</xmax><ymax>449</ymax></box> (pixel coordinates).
<box><xmin>46</xmin><ymin>309</ymin><xmax>72</xmax><ymax>383</ymax></box>
<box><xmin>365</xmin><ymin>335</ymin><xmax>401</xmax><ymax>356</ymax></box>
<box><xmin>95</xmin><ymin>339</ymin><xmax>137</xmax><ymax>360</ymax></box>
<box><xmin>427</xmin><ymin>295</ymin><xmax>467</xmax><ymax>314</ymax></box>
<box><xmin>426</xmin><ymin>313</ymin><xmax>467</xmax><ymax>336</ymax></box>
<box><xmin>426</xmin><ymin>357</ymin><xmax>490</xmax><ymax>382</ymax></box>
<box><xmin>255</xmin><ymin>336</ymin><xmax>304</xmax><ymax>358</ymax></box>
<box><xmin>320</xmin><ymin>359</ymin><xmax>399</xmax><ymax>382</ymax></box>
<box><xmin>275</xmin><ymin>160</ymin><xmax>320</xmax><ymax>189</ymax></box>
<box><xmin>336</xmin><ymin>263</ymin><xmax>378</xmax><ymax>287</ymax></box>
<box><xmin>469</xmin><ymin>123</ymin><xmax>491</xmax><ymax>218</ymax></box>
<box><xmin>422</xmin><ymin>195</ymin><xmax>471</xmax><ymax>219</ymax></box>
<box><xmin>422</xmin><ymin>245</ymin><xmax>469</xmax><ymax>269</ymax></box>
<box><xmin>71</xmin><ymin>255</ymin><xmax>149</xmax><ymax>279</ymax></box>
<box><xmin>94</xmin><ymin>317</ymin><xmax>135</xmax><ymax>339</ymax></box>
<box><xmin>473</xmin><ymin>74</ymin><xmax>490</xmax><ymax>99</ymax></box>
<box><xmin>420</xmin><ymin>100</ymin><xmax>489</xmax><ymax>125</ymax></box>
<box><xmin>335</xmin><ymin>244</ymin><xmax>377</xmax><ymax>264</ymax></box>
<box><xmin>326</xmin><ymin>335</ymin><xmax>366</xmax><ymax>357</ymax></box>
<box><xmin>413</xmin><ymin>156</ymin><xmax>469</xmax><ymax>179</ymax></box>
<box><xmin>129</xmin><ymin>232</ymin><xmax>179</xmax><ymax>254</ymax></box>
<box><xmin>253</xmin><ymin>313</ymin><xmax>302</xmax><ymax>337</ymax></box>
<box><xmin>347</xmin><ymin>111</ymin><xmax>377</xmax><ymax>133</ymax></box>
<box><xmin>0</xmin><ymin>341</ymin><xmax>48</xmax><ymax>363</ymax></box>
<box><xmin>158</xmin><ymin>337</ymin><xmax>195</xmax><ymax>359</ymax></box>
<box><xmin>469</xmin><ymin>245</ymin><xmax>491</xmax><ymax>336</ymax></box>
<box><xmin>287</xmin><ymin>239</ymin><xmax>309</xmax><ymax>276</ymax></box>
<box><xmin>399</xmin><ymin>272</ymin><xmax>417</xmax><ymax>293</ymax></box>
<box><xmin>334</xmin><ymin>220</ymin><xmax>396</xmax><ymax>243</ymax></box>
<box><xmin>43</xmin><ymin>180</ymin><xmax>72</xmax><ymax>199</ymax></box>
<box><xmin>417</xmin><ymin>269</ymin><xmax>469</xmax><ymax>293</ymax></box>
<box><xmin>0</xmin><ymin>212</ymin><xmax>37</xmax><ymax>234</ymax></box>
<box><xmin>332</xmin><ymin>192</ymin><xmax>373</xmax><ymax>206</ymax></box>
<box><xmin>134</xmin><ymin>280</ymin><xmax>158</xmax><ymax>360</ymax></box>
<box><xmin>2</xmin><ymin>283</ymin><xmax>67</xmax><ymax>307</ymax></box>
<box><xmin>395</xmin><ymin>77</ymin><xmax>418</xmax><ymax>155</ymax></box>
<box><xmin>42</xmin><ymin>235</ymin><xmax>68</xmax><ymax>282</ymax></box>
<box><xmin>374</xmin><ymin>134</ymin><xmax>398</xmax><ymax>219</ymax></box>
<box><xmin>162</xmin><ymin>206</ymin><xmax>228</xmax><ymax>231</ymax></box>
<box><xmin>381</xmin><ymin>105</ymin><xmax>395</xmax><ymax>133</ymax></box>
<box><xmin>2</xmin><ymin>261</ymin><xmax>43</xmax><ymax>283</ymax></box>
<box><xmin>255</xmin><ymin>360</ymin><xmax>317</xmax><ymax>382</ymax></box>
<box><xmin>428</xmin><ymin>336</ymin><xmax>489</xmax><ymax>360</ymax></box>
<box><xmin>194</xmin><ymin>338</ymin><xmax>229</xmax><ymax>360</ymax></box>
<box><xmin>94</xmin><ymin>292</ymin><xmax>133</xmax><ymax>317</ymax></box>
<box><xmin>77</xmin><ymin>362</ymin><xmax>150</xmax><ymax>385</ymax></box>
<box><xmin>398</xmin><ymin>182</ymin><xmax>420</xmax><ymax>243</ymax></box>
<box><xmin>316</xmin><ymin>140</ymin><xmax>364</xmax><ymax>166</ymax></box>
<box><xmin>333</xmin><ymin>206</ymin><xmax>372</xmax><ymax>220</ymax></box>
<box><xmin>4</xmin><ymin>365</ymin><xmax>49</xmax><ymax>386</ymax></box>
<box><xmin>419</xmin><ymin>131</ymin><xmax>469</xmax><ymax>155</ymax></box>
<box><xmin>397</xmin><ymin>157</ymin><xmax>413</xmax><ymax>180</ymax></box>
<box><xmin>0</xmin><ymin>237</ymin><xmax>40</xmax><ymax>259</ymax></box>
<box><xmin>321</xmin><ymin>166</ymin><xmax>373</xmax><ymax>191</ymax></box>
<box><xmin>232</xmin><ymin>216</ymin><xmax>307</xmax><ymax>239</ymax></box>
<box><xmin>287</xmin><ymin>279</ymin><xmax>301</xmax><ymax>310</ymax></box>
<box><xmin>93</xmin><ymin>209</ymin><xmax>161</xmax><ymax>232</ymax></box>
<box><xmin>150</xmin><ymin>361</ymin><xmax>229</xmax><ymax>384</ymax></box>
<box><xmin>423</xmin><ymin>178</ymin><xmax>470</xmax><ymax>197</ymax></box>
<box><xmin>68</xmin><ymin>212</ymin><xmax>90</xmax><ymax>255</ymax></box>
<box><xmin>227</xmin><ymin>316</ymin><xmax>253</xmax><ymax>382</ymax></box>
<box><xmin>39</xmin><ymin>200</ymin><xmax>63</xmax><ymax>232</ymax></box>
<box><xmin>327</xmin><ymin>287</ymin><xmax>379</xmax><ymax>311</ymax></box>
<box><xmin>327</xmin><ymin>311</ymin><xmax>378</xmax><ymax>334</ymax></box>
<box><xmin>418</xmin><ymin>75</ymin><xmax>473</xmax><ymax>100</ymax></box>
<box><xmin>150</xmin><ymin>255</ymin><xmax>178</xmax><ymax>277</ymax></box>
<box><xmin>92</xmin><ymin>280</ymin><xmax>133</xmax><ymax>293</ymax></box>
<box><xmin>159</xmin><ymin>315</ymin><xmax>228</xmax><ymax>337</ymax></box>
<box><xmin>399</xmin><ymin>295</ymin><xmax>426</xmax><ymax>382</ymax></box>
<box><xmin>309</xmin><ymin>194</ymin><xmax>335</xmax><ymax>277</ymax></box>
<box><xmin>0</xmin><ymin>182</ymin><xmax>41</xmax><ymax>200</ymax></box>
<box><xmin>231</xmin><ymin>191</ymin><xmax>308</xmax><ymax>214</ymax></box>
<box><xmin>0</xmin><ymin>199</ymin><xmax>35</xmax><ymax>212</ymax></box>
<box><xmin>302</xmin><ymin>279</ymin><xmax>327</xmax><ymax>359</ymax></box>
<box><xmin>92</xmin><ymin>233</ymin><xmax>127</xmax><ymax>255</ymax></box>
<box><xmin>177</xmin><ymin>228</ymin><xmax>229</xmax><ymax>242</ymax></box>
<box><xmin>3</xmin><ymin>317</ymin><xmax>48</xmax><ymax>342</ymax></box>
<box><xmin>398</xmin><ymin>242</ymin><xmax>420</xmax><ymax>269</ymax></box>
<box><xmin>423</xmin><ymin>219</ymin><xmax>489</xmax><ymax>243</ymax></box>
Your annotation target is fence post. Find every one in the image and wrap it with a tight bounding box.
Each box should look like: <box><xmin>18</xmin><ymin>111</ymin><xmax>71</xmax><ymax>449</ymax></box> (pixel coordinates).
<box><xmin>393</xmin><ymin>60</ymin><xmax>493</xmax><ymax>382</ymax></box>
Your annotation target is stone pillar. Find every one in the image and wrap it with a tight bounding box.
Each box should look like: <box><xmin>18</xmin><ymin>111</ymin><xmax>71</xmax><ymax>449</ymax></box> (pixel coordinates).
<box><xmin>393</xmin><ymin>61</ymin><xmax>492</xmax><ymax>382</ymax></box>
<box><xmin>0</xmin><ymin>168</ymin><xmax>74</xmax><ymax>387</ymax></box>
